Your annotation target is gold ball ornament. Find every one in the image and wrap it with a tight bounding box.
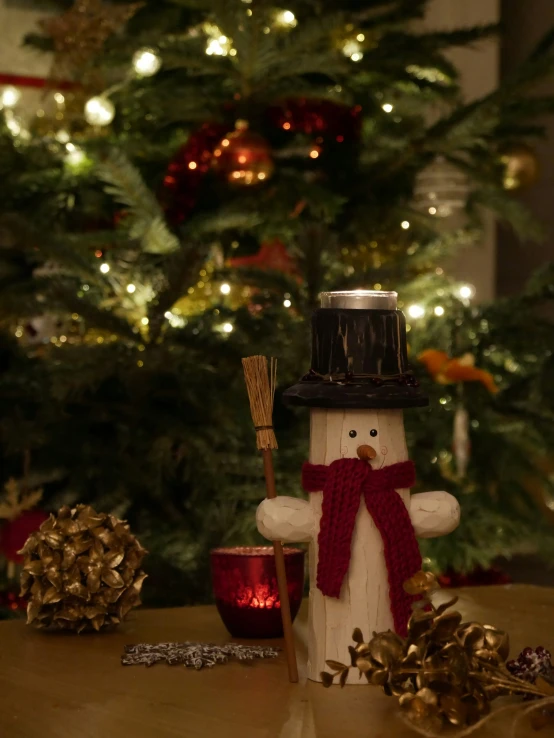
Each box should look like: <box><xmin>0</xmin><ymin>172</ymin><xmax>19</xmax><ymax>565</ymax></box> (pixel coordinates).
<box><xmin>500</xmin><ymin>143</ymin><xmax>540</xmax><ymax>191</ymax></box>
<box><xmin>19</xmin><ymin>504</ymin><xmax>147</xmax><ymax>633</ymax></box>
<box><xmin>212</xmin><ymin>120</ymin><xmax>274</xmax><ymax>186</ymax></box>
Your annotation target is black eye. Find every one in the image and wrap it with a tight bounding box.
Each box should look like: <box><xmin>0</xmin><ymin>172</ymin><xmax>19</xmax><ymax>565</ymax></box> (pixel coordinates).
<box><xmin>370</xmin><ymin>429</ymin><xmax>378</xmax><ymax>437</ymax></box>
<box><xmin>349</xmin><ymin>430</ymin><xmax>357</xmax><ymax>438</ymax></box>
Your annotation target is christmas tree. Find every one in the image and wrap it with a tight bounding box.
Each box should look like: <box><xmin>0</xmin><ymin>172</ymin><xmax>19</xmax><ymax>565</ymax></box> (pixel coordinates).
<box><xmin>1</xmin><ymin>0</ymin><xmax>554</xmax><ymax>607</ymax></box>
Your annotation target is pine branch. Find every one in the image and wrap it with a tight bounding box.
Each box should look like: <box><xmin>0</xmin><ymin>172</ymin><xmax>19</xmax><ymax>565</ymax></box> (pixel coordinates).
<box><xmin>96</xmin><ymin>151</ymin><xmax>180</xmax><ymax>255</ymax></box>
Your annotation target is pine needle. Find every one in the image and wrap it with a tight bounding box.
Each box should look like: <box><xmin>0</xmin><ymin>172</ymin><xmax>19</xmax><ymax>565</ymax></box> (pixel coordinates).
<box><xmin>242</xmin><ymin>356</ymin><xmax>278</xmax><ymax>451</ymax></box>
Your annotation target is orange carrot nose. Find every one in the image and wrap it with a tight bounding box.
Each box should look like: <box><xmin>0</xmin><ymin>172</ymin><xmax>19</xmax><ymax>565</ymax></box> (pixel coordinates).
<box><xmin>357</xmin><ymin>444</ymin><xmax>377</xmax><ymax>462</ymax></box>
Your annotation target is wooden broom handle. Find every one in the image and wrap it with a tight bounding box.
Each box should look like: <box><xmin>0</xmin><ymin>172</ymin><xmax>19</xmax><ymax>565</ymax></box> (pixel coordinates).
<box><xmin>262</xmin><ymin>448</ymin><xmax>299</xmax><ymax>683</ymax></box>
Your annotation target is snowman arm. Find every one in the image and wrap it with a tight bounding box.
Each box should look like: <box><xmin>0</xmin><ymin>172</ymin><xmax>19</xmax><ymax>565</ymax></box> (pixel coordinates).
<box><xmin>409</xmin><ymin>491</ymin><xmax>460</xmax><ymax>538</ymax></box>
<box><xmin>256</xmin><ymin>497</ymin><xmax>315</xmax><ymax>543</ymax></box>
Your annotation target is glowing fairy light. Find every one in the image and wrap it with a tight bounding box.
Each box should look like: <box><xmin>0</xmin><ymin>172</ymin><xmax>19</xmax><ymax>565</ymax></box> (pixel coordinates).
<box><xmin>342</xmin><ymin>40</ymin><xmax>363</xmax><ymax>61</ymax></box>
<box><xmin>434</xmin><ymin>306</ymin><xmax>445</xmax><ymax>316</ymax></box>
<box><xmin>1</xmin><ymin>86</ymin><xmax>21</xmax><ymax>108</ymax></box>
<box><xmin>401</xmin><ymin>221</ymin><xmax>410</xmax><ymax>229</ymax></box>
<box><xmin>126</xmin><ymin>284</ymin><xmax>136</xmax><ymax>294</ymax></box>
<box><xmin>276</xmin><ymin>10</ymin><xmax>297</xmax><ymax>27</ymax></box>
<box><xmin>222</xmin><ymin>322</ymin><xmax>233</xmax><ymax>333</ymax></box>
<box><xmin>100</xmin><ymin>263</ymin><xmax>110</xmax><ymax>274</ymax></box>
<box><xmin>220</xmin><ymin>283</ymin><xmax>231</xmax><ymax>295</ymax></box>
<box><xmin>408</xmin><ymin>304</ymin><xmax>425</xmax><ymax>319</ymax></box>
<box><xmin>133</xmin><ymin>47</ymin><xmax>161</xmax><ymax>77</ymax></box>
<box><xmin>382</xmin><ymin>103</ymin><xmax>393</xmax><ymax>113</ymax></box>
<box><xmin>204</xmin><ymin>25</ymin><xmax>233</xmax><ymax>56</ymax></box>
<box><xmin>458</xmin><ymin>284</ymin><xmax>475</xmax><ymax>300</ymax></box>
<box><xmin>84</xmin><ymin>96</ymin><xmax>115</xmax><ymax>127</ymax></box>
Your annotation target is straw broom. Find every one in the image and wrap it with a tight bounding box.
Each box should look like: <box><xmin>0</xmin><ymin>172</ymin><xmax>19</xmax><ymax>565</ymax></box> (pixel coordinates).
<box><xmin>242</xmin><ymin>356</ymin><xmax>299</xmax><ymax>684</ymax></box>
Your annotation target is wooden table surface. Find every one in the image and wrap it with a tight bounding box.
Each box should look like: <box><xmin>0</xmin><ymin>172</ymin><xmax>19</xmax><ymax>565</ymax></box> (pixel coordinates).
<box><xmin>1</xmin><ymin>585</ymin><xmax>554</xmax><ymax>738</ymax></box>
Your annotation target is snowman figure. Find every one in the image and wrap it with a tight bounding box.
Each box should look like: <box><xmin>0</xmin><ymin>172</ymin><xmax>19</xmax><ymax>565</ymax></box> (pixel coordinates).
<box><xmin>256</xmin><ymin>290</ymin><xmax>460</xmax><ymax>683</ymax></box>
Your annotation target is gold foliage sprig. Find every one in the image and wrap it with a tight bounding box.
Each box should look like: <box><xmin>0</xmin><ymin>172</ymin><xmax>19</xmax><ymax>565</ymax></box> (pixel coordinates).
<box><xmin>322</xmin><ymin>571</ymin><xmax>554</xmax><ymax>734</ymax></box>
<box><xmin>0</xmin><ymin>478</ymin><xmax>43</xmax><ymax>521</ymax></box>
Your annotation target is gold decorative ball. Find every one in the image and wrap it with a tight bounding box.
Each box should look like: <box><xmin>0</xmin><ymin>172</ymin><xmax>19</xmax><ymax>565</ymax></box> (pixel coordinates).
<box><xmin>19</xmin><ymin>504</ymin><xmax>147</xmax><ymax>632</ymax></box>
<box><xmin>500</xmin><ymin>143</ymin><xmax>540</xmax><ymax>191</ymax></box>
<box><xmin>212</xmin><ymin>120</ymin><xmax>274</xmax><ymax>186</ymax></box>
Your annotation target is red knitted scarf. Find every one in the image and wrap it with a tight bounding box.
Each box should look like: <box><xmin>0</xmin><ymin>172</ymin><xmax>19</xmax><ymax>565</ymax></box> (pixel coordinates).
<box><xmin>302</xmin><ymin>457</ymin><xmax>421</xmax><ymax>637</ymax></box>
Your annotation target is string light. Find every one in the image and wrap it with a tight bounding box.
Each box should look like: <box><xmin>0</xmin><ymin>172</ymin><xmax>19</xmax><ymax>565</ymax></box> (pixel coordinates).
<box><xmin>342</xmin><ymin>40</ymin><xmax>363</xmax><ymax>62</ymax></box>
<box><xmin>164</xmin><ymin>311</ymin><xmax>186</xmax><ymax>328</ymax></box>
<box><xmin>434</xmin><ymin>306</ymin><xmax>445</xmax><ymax>316</ymax></box>
<box><xmin>283</xmin><ymin>299</ymin><xmax>292</xmax><ymax>308</ymax></box>
<box><xmin>141</xmin><ymin>317</ymin><xmax>149</xmax><ymax>325</ymax></box>
<box><xmin>1</xmin><ymin>86</ymin><xmax>21</xmax><ymax>108</ymax></box>
<box><xmin>382</xmin><ymin>103</ymin><xmax>393</xmax><ymax>113</ymax></box>
<box><xmin>204</xmin><ymin>25</ymin><xmax>233</xmax><ymax>56</ymax></box>
<box><xmin>188</xmin><ymin>161</ymin><xmax>197</xmax><ymax>170</ymax></box>
<box><xmin>65</xmin><ymin>146</ymin><xmax>86</xmax><ymax>167</ymax></box>
<box><xmin>276</xmin><ymin>10</ymin><xmax>297</xmax><ymax>27</ymax></box>
<box><xmin>408</xmin><ymin>304</ymin><xmax>425</xmax><ymax>318</ymax></box>
<box><xmin>220</xmin><ymin>283</ymin><xmax>231</xmax><ymax>295</ymax></box>
<box><xmin>126</xmin><ymin>284</ymin><xmax>136</xmax><ymax>294</ymax></box>
<box><xmin>4</xmin><ymin>112</ymin><xmax>23</xmax><ymax>137</ymax></box>
<box><xmin>55</xmin><ymin>129</ymin><xmax>70</xmax><ymax>144</ymax></box>
<box><xmin>100</xmin><ymin>263</ymin><xmax>110</xmax><ymax>274</ymax></box>
<box><xmin>356</xmin><ymin>33</ymin><xmax>365</xmax><ymax>41</ymax></box>
<box><xmin>429</xmin><ymin>206</ymin><xmax>437</xmax><ymax>215</ymax></box>
<box><xmin>458</xmin><ymin>284</ymin><xmax>475</xmax><ymax>300</ymax></box>
<box><xmin>222</xmin><ymin>322</ymin><xmax>233</xmax><ymax>333</ymax></box>
<box><xmin>401</xmin><ymin>220</ymin><xmax>410</xmax><ymax>229</ymax></box>
<box><xmin>309</xmin><ymin>148</ymin><xmax>319</xmax><ymax>159</ymax></box>
<box><xmin>84</xmin><ymin>96</ymin><xmax>115</xmax><ymax>127</ymax></box>
<box><xmin>133</xmin><ymin>47</ymin><xmax>161</xmax><ymax>77</ymax></box>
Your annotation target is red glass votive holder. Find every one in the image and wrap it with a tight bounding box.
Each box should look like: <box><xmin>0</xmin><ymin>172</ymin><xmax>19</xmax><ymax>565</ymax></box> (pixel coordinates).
<box><xmin>211</xmin><ymin>546</ymin><xmax>305</xmax><ymax>638</ymax></box>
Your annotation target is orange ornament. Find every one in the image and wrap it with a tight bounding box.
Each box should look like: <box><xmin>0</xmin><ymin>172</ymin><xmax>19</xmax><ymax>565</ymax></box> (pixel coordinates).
<box><xmin>212</xmin><ymin>120</ymin><xmax>274</xmax><ymax>186</ymax></box>
<box><xmin>418</xmin><ymin>350</ymin><xmax>498</xmax><ymax>393</ymax></box>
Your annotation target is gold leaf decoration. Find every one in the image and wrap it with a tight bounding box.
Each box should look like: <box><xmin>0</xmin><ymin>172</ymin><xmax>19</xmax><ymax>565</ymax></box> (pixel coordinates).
<box><xmin>0</xmin><ymin>478</ymin><xmax>43</xmax><ymax>521</ymax></box>
<box><xmin>19</xmin><ymin>504</ymin><xmax>147</xmax><ymax>633</ymax></box>
<box><xmin>323</xmin><ymin>570</ymin><xmax>554</xmax><ymax>732</ymax></box>
<box><xmin>40</xmin><ymin>0</ymin><xmax>143</xmax><ymax>76</ymax></box>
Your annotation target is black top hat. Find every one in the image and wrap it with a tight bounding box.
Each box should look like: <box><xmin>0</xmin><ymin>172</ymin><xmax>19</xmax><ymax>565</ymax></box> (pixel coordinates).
<box><xmin>283</xmin><ymin>290</ymin><xmax>428</xmax><ymax>409</ymax></box>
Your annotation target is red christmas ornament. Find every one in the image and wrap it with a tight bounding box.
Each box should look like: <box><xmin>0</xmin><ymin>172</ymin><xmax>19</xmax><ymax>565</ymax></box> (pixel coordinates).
<box><xmin>228</xmin><ymin>238</ymin><xmax>297</xmax><ymax>274</ymax></box>
<box><xmin>161</xmin><ymin>99</ymin><xmax>363</xmax><ymax>225</ymax></box>
<box><xmin>267</xmin><ymin>98</ymin><xmax>362</xmax><ymax>141</ymax></box>
<box><xmin>212</xmin><ymin>120</ymin><xmax>274</xmax><ymax>186</ymax></box>
<box><xmin>161</xmin><ymin>122</ymin><xmax>228</xmax><ymax>224</ymax></box>
<box><xmin>0</xmin><ymin>509</ymin><xmax>49</xmax><ymax>563</ymax></box>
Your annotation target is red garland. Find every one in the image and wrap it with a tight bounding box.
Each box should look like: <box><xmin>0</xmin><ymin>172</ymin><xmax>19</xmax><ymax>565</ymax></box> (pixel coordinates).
<box><xmin>302</xmin><ymin>458</ymin><xmax>421</xmax><ymax>638</ymax></box>
<box><xmin>161</xmin><ymin>99</ymin><xmax>362</xmax><ymax>224</ymax></box>
<box><xmin>161</xmin><ymin>122</ymin><xmax>228</xmax><ymax>224</ymax></box>
<box><xmin>266</xmin><ymin>98</ymin><xmax>363</xmax><ymax>140</ymax></box>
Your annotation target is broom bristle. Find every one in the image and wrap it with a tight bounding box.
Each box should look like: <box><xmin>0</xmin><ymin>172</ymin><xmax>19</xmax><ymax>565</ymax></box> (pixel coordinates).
<box><xmin>242</xmin><ymin>356</ymin><xmax>278</xmax><ymax>450</ymax></box>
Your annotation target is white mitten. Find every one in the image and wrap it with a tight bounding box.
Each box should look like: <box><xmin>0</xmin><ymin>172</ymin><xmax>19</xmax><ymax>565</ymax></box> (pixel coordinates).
<box><xmin>256</xmin><ymin>497</ymin><xmax>315</xmax><ymax>543</ymax></box>
<box><xmin>410</xmin><ymin>491</ymin><xmax>460</xmax><ymax>538</ymax></box>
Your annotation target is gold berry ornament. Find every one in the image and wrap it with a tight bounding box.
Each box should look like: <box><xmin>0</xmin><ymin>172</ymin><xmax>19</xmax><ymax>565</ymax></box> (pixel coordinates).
<box><xmin>212</xmin><ymin>120</ymin><xmax>274</xmax><ymax>186</ymax></box>
<box><xmin>501</xmin><ymin>143</ymin><xmax>540</xmax><ymax>191</ymax></box>
<box><xmin>20</xmin><ymin>504</ymin><xmax>147</xmax><ymax>632</ymax></box>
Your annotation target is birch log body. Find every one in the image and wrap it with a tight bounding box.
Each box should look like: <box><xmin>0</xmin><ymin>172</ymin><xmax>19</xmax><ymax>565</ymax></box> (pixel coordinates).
<box><xmin>255</xmin><ymin>408</ymin><xmax>461</xmax><ymax>684</ymax></box>
<box><xmin>307</xmin><ymin>407</ymin><xmax>410</xmax><ymax>684</ymax></box>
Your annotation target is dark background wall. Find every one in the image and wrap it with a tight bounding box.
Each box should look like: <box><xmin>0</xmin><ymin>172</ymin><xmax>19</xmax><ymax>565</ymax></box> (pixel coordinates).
<box><xmin>499</xmin><ymin>1</ymin><xmax>554</xmax><ymax>296</ymax></box>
